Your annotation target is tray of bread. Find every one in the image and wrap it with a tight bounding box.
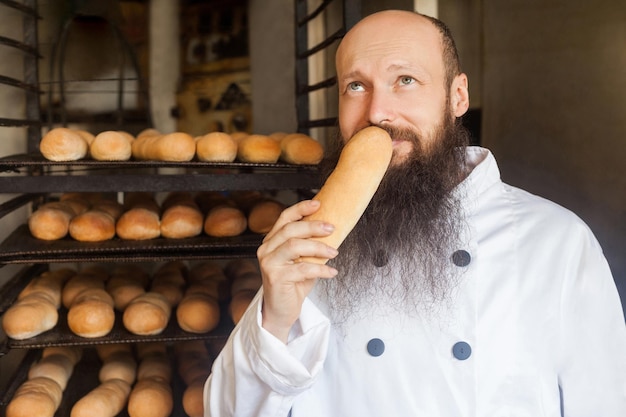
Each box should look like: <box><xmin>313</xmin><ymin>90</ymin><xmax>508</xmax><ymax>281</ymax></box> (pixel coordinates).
<box><xmin>1</xmin><ymin>260</ymin><xmax>259</xmax><ymax>350</ymax></box>
<box><xmin>0</xmin><ymin>340</ymin><xmax>214</xmax><ymax>417</ymax></box>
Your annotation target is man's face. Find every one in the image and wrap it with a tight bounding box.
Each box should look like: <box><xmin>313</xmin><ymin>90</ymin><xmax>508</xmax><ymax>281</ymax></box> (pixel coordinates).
<box><xmin>335</xmin><ymin>12</ymin><xmax>462</xmax><ymax>165</ymax></box>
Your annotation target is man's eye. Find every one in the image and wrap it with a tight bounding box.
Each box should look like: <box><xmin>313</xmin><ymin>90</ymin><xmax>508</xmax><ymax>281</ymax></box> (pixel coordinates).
<box><xmin>347</xmin><ymin>82</ymin><xmax>364</xmax><ymax>92</ymax></box>
<box><xmin>400</xmin><ymin>76</ymin><xmax>415</xmax><ymax>85</ymax></box>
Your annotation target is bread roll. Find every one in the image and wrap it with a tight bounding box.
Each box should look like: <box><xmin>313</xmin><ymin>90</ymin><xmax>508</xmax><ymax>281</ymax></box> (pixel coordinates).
<box><xmin>62</xmin><ymin>274</ymin><xmax>105</xmax><ymax>309</ymax></box>
<box><xmin>196</xmin><ymin>131</ymin><xmax>238</xmax><ymax>162</ymax></box>
<box><xmin>136</xmin><ymin>353</ymin><xmax>172</xmax><ymax>382</ymax></box>
<box><xmin>203</xmin><ymin>204</ymin><xmax>247</xmax><ymax>237</ymax></box>
<box><xmin>229</xmin><ymin>289</ymin><xmax>257</xmax><ymax>325</ymax></box>
<box><xmin>268</xmin><ymin>131</ymin><xmax>288</xmax><ymax>142</ymax></box>
<box><xmin>176</xmin><ymin>293</ymin><xmax>220</xmax><ymax>333</ymax></box>
<box><xmin>107</xmin><ymin>275</ymin><xmax>146</xmax><ymax>311</ymax></box>
<box><xmin>99</xmin><ymin>351</ymin><xmax>137</xmax><ymax>385</ymax></box>
<box><xmin>160</xmin><ymin>203</ymin><xmax>203</xmax><ymax>239</ymax></box>
<box><xmin>92</xmin><ymin>199</ymin><xmax>124</xmax><ymax>220</ymax></box>
<box><xmin>28</xmin><ymin>353</ymin><xmax>74</xmax><ymax>390</ymax></box>
<box><xmin>41</xmin><ymin>346</ymin><xmax>83</xmax><ymax>366</ymax></box>
<box><xmin>247</xmin><ymin>199</ymin><xmax>285</xmax><ymax>234</ymax></box>
<box><xmin>230</xmin><ymin>271</ymin><xmax>262</xmax><ymax>295</ymax></box>
<box><xmin>132</xmin><ymin>131</ymin><xmax>195</xmax><ymax>161</ymax></box>
<box><xmin>70</xmin><ymin>378</ymin><xmax>131</xmax><ymax>417</ymax></box>
<box><xmin>90</xmin><ymin>131</ymin><xmax>133</xmax><ymax>161</ymax></box>
<box><xmin>280</xmin><ymin>133</ymin><xmax>324</xmax><ymax>165</ymax></box>
<box><xmin>28</xmin><ymin>201</ymin><xmax>76</xmax><ymax>240</ymax></box>
<box><xmin>69</xmin><ymin>210</ymin><xmax>116</xmax><ymax>242</ymax></box>
<box><xmin>237</xmin><ymin>134</ymin><xmax>281</xmax><ymax>163</ymax></box>
<box><xmin>40</xmin><ymin>127</ymin><xmax>89</xmax><ymax>161</ymax></box>
<box><xmin>224</xmin><ymin>258</ymin><xmax>260</xmax><ymax>280</ymax></box>
<box><xmin>6</xmin><ymin>376</ymin><xmax>63</xmax><ymax>417</ymax></box>
<box><xmin>128</xmin><ymin>379</ymin><xmax>173</xmax><ymax>417</ymax></box>
<box><xmin>230</xmin><ymin>131</ymin><xmax>249</xmax><ymax>144</ymax></box>
<box><xmin>75</xmin><ymin>129</ymin><xmax>95</xmax><ymax>146</ymax></box>
<box><xmin>182</xmin><ymin>380</ymin><xmax>205</xmax><ymax>417</ymax></box>
<box><xmin>123</xmin><ymin>292</ymin><xmax>171</xmax><ymax>335</ymax></box>
<box><xmin>299</xmin><ymin>126</ymin><xmax>392</xmax><ymax>263</ymax></box>
<box><xmin>2</xmin><ymin>293</ymin><xmax>58</xmax><ymax>340</ymax></box>
<box><xmin>96</xmin><ymin>343</ymin><xmax>132</xmax><ymax>361</ymax></box>
<box><xmin>67</xmin><ymin>288</ymin><xmax>115</xmax><ymax>338</ymax></box>
<box><xmin>18</xmin><ymin>268</ymin><xmax>74</xmax><ymax>308</ymax></box>
<box><xmin>116</xmin><ymin>208</ymin><xmax>161</xmax><ymax>240</ymax></box>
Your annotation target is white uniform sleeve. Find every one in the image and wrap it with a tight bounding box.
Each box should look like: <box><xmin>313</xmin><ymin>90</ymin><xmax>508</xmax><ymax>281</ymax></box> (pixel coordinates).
<box><xmin>558</xmin><ymin>227</ymin><xmax>626</xmax><ymax>416</ymax></box>
<box><xmin>204</xmin><ymin>289</ymin><xmax>330</xmax><ymax>417</ymax></box>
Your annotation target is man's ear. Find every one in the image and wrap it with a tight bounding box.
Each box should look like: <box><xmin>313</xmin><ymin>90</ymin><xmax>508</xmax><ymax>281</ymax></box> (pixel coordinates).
<box><xmin>450</xmin><ymin>73</ymin><xmax>470</xmax><ymax>117</ymax></box>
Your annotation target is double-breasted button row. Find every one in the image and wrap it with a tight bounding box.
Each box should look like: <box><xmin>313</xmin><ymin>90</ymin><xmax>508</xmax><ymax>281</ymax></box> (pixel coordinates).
<box><xmin>366</xmin><ymin>338</ymin><xmax>472</xmax><ymax>360</ymax></box>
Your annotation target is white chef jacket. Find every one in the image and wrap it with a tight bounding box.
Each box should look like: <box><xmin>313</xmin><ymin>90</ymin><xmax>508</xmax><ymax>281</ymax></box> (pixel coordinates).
<box><xmin>205</xmin><ymin>147</ymin><xmax>626</xmax><ymax>417</ymax></box>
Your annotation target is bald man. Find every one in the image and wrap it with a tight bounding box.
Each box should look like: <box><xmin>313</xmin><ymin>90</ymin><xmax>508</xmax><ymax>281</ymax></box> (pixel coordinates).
<box><xmin>205</xmin><ymin>10</ymin><xmax>626</xmax><ymax>416</ymax></box>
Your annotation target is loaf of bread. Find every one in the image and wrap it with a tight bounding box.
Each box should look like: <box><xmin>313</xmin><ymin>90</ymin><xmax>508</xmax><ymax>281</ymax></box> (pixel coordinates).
<box><xmin>196</xmin><ymin>131</ymin><xmax>238</xmax><ymax>162</ymax></box>
<box><xmin>123</xmin><ymin>292</ymin><xmax>171</xmax><ymax>335</ymax></box>
<box><xmin>237</xmin><ymin>134</ymin><xmax>281</xmax><ymax>163</ymax></box>
<box><xmin>160</xmin><ymin>202</ymin><xmax>204</xmax><ymax>238</ymax></box>
<box><xmin>229</xmin><ymin>289</ymin><xmax>257</xmax><ymax>325</ymax></box>
<box><xmin>62</xmin><ymin>273</ymin><xmax>106</xmax><ymax>309</ymax></box>
<box><xmin>2</xmin><ymin>293</ymin><xmax>58</xmax><ymax>340</ymax></box>
<box><xmin>132</xmin><ymin>131</ymin><xmax>196</xmax><ymax>161</ymax></box>
<box><xmin>99</xmin><ymin>350</ymin><xmax>137</xmax><ymax>385</ymax></box>
<box><xmin>18</xmin><ymin>268</ymin><xmax>75</xmax><ymax>308</ymax></box>
<box><xmin>127</xmin><ymin>343</ymin><xmax>173</xmax><ymax>417</ymax></box>
<box><xmin>28</xmin><ymin>201</ymin><xmax>78</xmax><ymax>240</ymax></box>
<box><xmin>41</xmin><ymin>346</ymin><xmax>83</xmax><ymax>366</ymax></box>
<box><xmin>280</xmin><ymin>133</ymin><xmax>324</xmax><ymax>165</ymax></box>
<box><xmin>28</xmin><ymin>350</ymin><xmax>75</xmax><ymax>390</ymax></box>
<box><xmin>176</xmin><ymin>292</ymin><xmax>220</xmax><ymax>333</ymax></box>
<box><xmin>70</xmin><ymin>378</ymin><xmax>131</xmax><ymax>417</ymax></box>
<box><xmin>182</xmin><ymin>379</ymin><xmax>205</xmax><ymax>417</ymax></box>
<box><xmin>67</xmin><ymin>288</ymin><xmax>115</xmax><ymax>338</ymax></box>
<box><xmin>40</xmin><ymin>127</ymin><xmax>89</xmax><ymax>161</ymax></box>
<box><xmin>69</xmin><ymin>209</ymin><xmax>117</xmax><ymax>242</ymax></box>
<box><xmin>247</xmin><ymin>198</ymin><xmax>285</xmax><ymax>234</ymax></box>
<box><xmin>116</xmin><ymin>208</ymin><xmax>161</xmax><ymax>240</ymax></box>
<box><xmin>203</xmin><ymin>204</ymin><xmax>247</xmax><ymax>237</ymax></box>
<box><xmin>106</xmin><ymin>274</ymin><xmax>146</xmax><ymax>311</ymax></box>
<box><xmin>136</xmin><ymin>353</ymin><xmax>172</xmax><ymax>382</ymax></box>
<box><xmin>299</xmin><ymin>126</ymin><xmax>392</xmax><ymax>263</ymax></box>
<box><xmin>150</xmin><ymin>261</ymin><xmax>186</xmax><ymax>307</ymax></box>
<box><xmin>174</xmin><ymin>341</ymin><xmax>212</xmax><ymax>417</ymax></box>
<box><xmin>6</xmin><ymin>376</ymin><xmax>64</xmax><ymax>417</ymax></box>
<box><xmin>90</xmin><ymin>130</ymin><xmax>133</xmax><ymax>161</ymax></box>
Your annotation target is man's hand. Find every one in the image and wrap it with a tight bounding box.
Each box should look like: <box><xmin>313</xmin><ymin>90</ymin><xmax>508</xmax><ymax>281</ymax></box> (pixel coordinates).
<box><xmin>257</xmin><ymin>199</ymin><xmax>339</xmax><ymax>343</ymax></box>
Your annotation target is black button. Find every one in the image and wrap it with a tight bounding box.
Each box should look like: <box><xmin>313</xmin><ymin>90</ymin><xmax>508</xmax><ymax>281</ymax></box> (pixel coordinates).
<box><xmin>372</xmin><ymin>249</ymin><xmax>389</xmax><ymax>267</ymax></box>
<box><xmin>452</xmin><ymin>250</ymin><xmax>471</xmax><ymax>267</ymax></box>
<box><xmin>452</xmin><ymin>341</ymin><xmax>472</xmax><ymax>360</ymax></box>
<box><xmin>367</xmin><ymin>338</ymin><xmax>385</xmax><ymax>357</ymax></box>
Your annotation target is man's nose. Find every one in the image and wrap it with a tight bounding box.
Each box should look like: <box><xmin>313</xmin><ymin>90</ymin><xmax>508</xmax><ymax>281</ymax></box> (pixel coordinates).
<box><xmin>367</xmin><ymin>89</ymin><xmax>395</xmax><ymax>125</ymax></box>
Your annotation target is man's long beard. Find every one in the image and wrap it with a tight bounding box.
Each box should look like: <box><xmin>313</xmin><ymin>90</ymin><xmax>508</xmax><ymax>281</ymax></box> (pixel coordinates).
<box><xmin>318</xmin><ymin>116</ymin><xmax>471</xmax><ymax>324</ymax></box>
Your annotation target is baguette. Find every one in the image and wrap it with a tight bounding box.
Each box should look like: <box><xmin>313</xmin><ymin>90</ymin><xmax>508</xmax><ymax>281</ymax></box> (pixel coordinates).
<box><xmin>299</xmin><ymin>126</ymin><xmax>392</xmax><ymax>263</ymax></box>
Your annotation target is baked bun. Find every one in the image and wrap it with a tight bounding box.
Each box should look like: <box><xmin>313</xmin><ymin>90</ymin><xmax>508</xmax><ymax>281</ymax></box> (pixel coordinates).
<box><xmin>90</xmin><ymin>131</ymin><xmax>133</xmax><ymax>161</ymax></box>
<box><xmin>116</xmin><ymin>208</ymin><xmax>161</xmax><ymax>240</ymax></box>
<box><xmin>127</xmin><ymin>378</ymin><xmax>173</xmax><ymax>417</ymax></box>
<box><xmin>69</xmin><ymin>210</ymin><xmax>116</xmax><ymax>242</ymax></box>
<box><xmin>203</xmin><ymin>204</ymin><xmax>247</xmax><ymax>237</ymax></box>
<box><xmin>280</xmin><ymin>133</ymin><xmax>324</xmax><ymax>165</ymax></box>
<box><xmin>6</xmin><ymin>376</ymin><xmax>63</xmax><ymax>417</ymax></box>
<box><xmin>237</xmin><ymin>134</ymin><xmax>281</xmax><ymax>163</ymax></box>
<box><xmin>176</xmin><ymin>293</ymin><xmax>220</xmax><ymax>333</ymax></box>
<box><xmin>67</xmin><ymin>288</ymin><xmax>115</xmax><ymax>338</ymax></box>
<box><xmin>28</xmin><ymin>201</ymin><xmax>77</xmax><ymax>240</ymax></box>
<box><xmin>196</xmin><ymin>131</ymin><xmax>238</xmax><ymax>162</ymax></box>
<box><xmin>247</xmin><ymin>198</ymin><xmax>284</xmax><ymax>234</ymax></box>
<box><xmin>123</xmin><ymin>292</ymin><xmax>171</xmax><ymax>335</ymax></box>
<box><xmin>2</xmin><ymin>293</ymin><xmax>59</xmax><ymax>340</ymax></box>
<box><xmin>70</xmin><ymin>378</ymin><xmax>131</xmax><ymax>417</ymax></box>
<box><xmin>40</xmin><ymin>127</ymin><xmax>89</xmax><ymax>161</ymax></box>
